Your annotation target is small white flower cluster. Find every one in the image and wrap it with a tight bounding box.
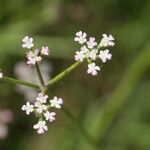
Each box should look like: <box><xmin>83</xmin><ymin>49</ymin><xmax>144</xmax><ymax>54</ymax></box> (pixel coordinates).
<box><xmin>74</xmin><ymin>31</ymin><xmax>115</xmax><ymax>76</ymax></box>
<box><xmin>21</xmin><ymin>93</ymin><xmax>63</xmax><ymax>134</ymax></box>
<box><xmin>0</xmin><ymin>70</ymin><xmax>3</xmax><ymax>79</ymax></box>
<box><xmin>22</xmin><ymin>36</ymin><xmax>50</xmax><ymax>66</ymax></box>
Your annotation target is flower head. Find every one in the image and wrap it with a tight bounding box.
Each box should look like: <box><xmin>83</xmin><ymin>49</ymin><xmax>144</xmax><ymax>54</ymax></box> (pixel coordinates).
<box><xmin>50</xmin><ymin>97</ymin><xmax>63</xmax><ymax>109</ymax></box>
<box><xmin>22</xmin><ymin>36</ymin><xmax>34</xmax><ymax>49</ymax></box>
<box><xmin>88</xmin><ymin>49</ymin><xmax>98</xmax><ymax>60</ymax></box>
<box><xmin>87</xmin><ymin>37</ymin><xmax>97</xmax><ymax>49</ymax></box>
<box><xmin>33</xmin><ymin>121</ymin><xmax>48</xmax><ymax>134</ymax></box>
<box><xmin>99</xmin><ymin>34</ymin><xmax>115</xmax><ymax>47</ymax></box>
<box><xmin>87</xmin><ymin>63</ymin><xmax>100</xmax><ymax>76</ymax></box>
<box><xmin>80</xmin><ymin>46</ymin><xmax>89</xmax><ymax>54</ymax></box>
<box><xmin>74</xmin><ymin>31</ymin><xmax>87</xmax><ymax>44</ymax></box>
<box><xmin>41</xmin><ymin>46</ymin><xmax>49</xmax><ymax>56</ymax></box>
<box><xmin>74</xmin><ymin>32</ymin><xmax>114</xmax><ymax>76</ymax></box>
<box><xmin>44</xmin><ymin>111</ymin><xmax>56</xmax><ymax>122</ymax></box>
<box><xmin>21</xmin><ymin>93</ymin><xmax>63</xmax><ymax>134</ymax></box>
<box><xmin>74</xmin><ymin>51</ymin><xmax>85</xmax><ymax>62</ymax></box>
<box><xmin>99</xmin><ymin>49</ymin><xmax>112</xmax><ymax>63</ymax></box>
<box><xmin>26</xmin><ymin>49</ymin><xmax>42</xmax><ymax>66</ymax></box>
<box><xmin>21</xmin><ymin>102</ymin><xmax>34</xmax><ymax>115</ymax></box>
<box><xmin>34</xmin><ymin>101</ymin><xmax>48</xmax><ymax>114</ymax></box>
<box><xmin>36</xmin><ymin>93</ymin><xmax>48</xmax><ymax>103</ymax></box>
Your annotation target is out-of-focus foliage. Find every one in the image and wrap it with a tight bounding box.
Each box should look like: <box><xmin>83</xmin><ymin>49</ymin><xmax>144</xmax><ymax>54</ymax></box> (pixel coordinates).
<box><xmin>0</xmin><ymin>0</ymin><xmax>149</xmax><ymax>150</ymax></box>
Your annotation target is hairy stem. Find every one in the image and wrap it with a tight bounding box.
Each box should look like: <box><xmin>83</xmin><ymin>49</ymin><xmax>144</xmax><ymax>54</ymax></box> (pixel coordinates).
<box><xmin>47</xmin><ymin>61</ymin><xmax>81</xmax><ymax>87</ymax></box>
<box><xmin>1</xmin><ymin>76</ymin><xmax>39</xmax><ymax>88</ymax></box>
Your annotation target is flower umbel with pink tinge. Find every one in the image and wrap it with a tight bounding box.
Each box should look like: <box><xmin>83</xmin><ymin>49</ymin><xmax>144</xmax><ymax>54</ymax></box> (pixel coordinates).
<box><xmin>21</xmin><ymin>93</ymin><xmax>63</xmax><ymax>134</ymax></box>
<box><xmin>22</xmin><ymin>36</ymin><xmax>51</xmax><ymax>66</ymax></box>
<box><xmin>26</xmin><ymin>49</ymin><xmax>42</xmax><ymax>66</ymax></box>
<box><xmin>74</xmin><ymin>31</ymin><xmax>115</xmax><ymax>76</ymax></box>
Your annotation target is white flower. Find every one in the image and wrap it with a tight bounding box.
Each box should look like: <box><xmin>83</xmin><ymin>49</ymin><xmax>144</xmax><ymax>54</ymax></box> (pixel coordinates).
<box><xmin>26</xmin><ymin>49</ymin><xmax>42</xmax><ymax>66</ymax></box>
<box><xmin>36</xmin><ymin>93</ymin><xmax>48</xmax><ymax>103</ymax></box>
<box><xmin>74</xmin><ymin>31</ymin><xmax>87</xmax><ymax>44</ymax></box>
<box><xmin>87</xmin><ymin>37</ymin><xmax>97</xmax><ymax>49</ymax></box>
<box><xmin>88</xmin><ymin>49</ymin><xmax>98</xmax><ymax>60</ymax></box>
<box><xmin>34</xmin><ymin>101</ymin><xmax>48</xmax><ymax>114</ymax></box>
<box><xmin>21</xmin><ymin>102</ymin><xmax>34</xmax><ymax>115</ymax></box>
<box><xmin>87</xmin><ymin>63</ymin><xmax>100</xmax><ymax>76</ymax></box>
<box><xmin>99</xmin><ymin>34</ymin><xmax>115</xmax><ymax>47</ymax></box>
<box><xmin>41</xmin><ymin>46</ymin><xmax>49</xmax><ymax>56</ymax></box>
<box><xmin>44</xmin><ymin>111</ymin><xmax>56</xmax><ymax>122</ymax></box>
<box><xmin>74</xmin><ymin>46</ymin><xmax>91</xmax><ymax>62</ymax></box>
<box><xmin>80</xmin><ymin>46</ymin><xmax>89</xmax><ymax>54</ymax></box>
<box><xmin>74</xmin><ymin>51</ymin><xmax>85</xmax><ymax>62</ymax></box>
<box><xmin>0</xmin><ymin>70</ymin><xmax>3</xmax><ymax>79</ymax></box>
<box><xmin>33</xmin><ymin>121</ymin><xmax>48</xmax><ymax>134</ymax></box>
<box><xmin>22</xmin><ymin>36</ymin><xmax>34</xmax><ymax>49</ymax></box>
<box><xmin>99</xmin><ymin>49</ymin><xmax>112</xmax><ymax>63</ymax></box>
<box><xmin>50</xmin><ymin>96</ymin><xmax>63</xmax><ymax>109</ymax></box>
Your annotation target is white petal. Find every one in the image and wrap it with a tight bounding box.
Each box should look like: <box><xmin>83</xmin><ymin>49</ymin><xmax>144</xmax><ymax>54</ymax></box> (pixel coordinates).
<box><xmin>37</xmin><ymin>128</ymin><xmax>44</xmax><ymax>134</ymax></box>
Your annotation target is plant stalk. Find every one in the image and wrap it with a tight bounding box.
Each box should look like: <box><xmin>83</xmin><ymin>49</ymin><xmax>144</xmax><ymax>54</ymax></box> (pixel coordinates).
<box><xmin>1</xmin><ymin>76</ymin><xmax>39</xmax><ymax>88</ymax></box>
<box><xmin>35</xmin><ymin>62</ymin><xmax>46</xmax><ymax>92</ymax></box>
<box><xmin>47</xmin><ymin>61</ymin><xmax>81</xmax><ymax>87</ymax></box>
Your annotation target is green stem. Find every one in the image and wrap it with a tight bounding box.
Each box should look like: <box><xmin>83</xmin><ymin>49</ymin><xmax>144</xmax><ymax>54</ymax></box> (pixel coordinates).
<box><xmin>35</xmin><ymin>62</ymin><xmax>46</xmax><ymax>91</ymax></box>
<box><xmin>63</xmin><ymin>106</ymin><xmax>100</xmax><ymax>149</ymax></box>
<box><xmin>47</xmin><ymin>61</ymin><xmax>81</xmax><ymax>87</ymax></box>
<box><xmin>1</xmin><ymin>76</ymin><xmax>39</xmax><ymax>88</ymax></box>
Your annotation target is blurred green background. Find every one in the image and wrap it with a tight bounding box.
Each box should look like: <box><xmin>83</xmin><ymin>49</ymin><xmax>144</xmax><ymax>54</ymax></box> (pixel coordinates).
<box><xmin>0</xmin><ymin>0</ymin><xmax>150</xmax><ymax>150</ymax></box>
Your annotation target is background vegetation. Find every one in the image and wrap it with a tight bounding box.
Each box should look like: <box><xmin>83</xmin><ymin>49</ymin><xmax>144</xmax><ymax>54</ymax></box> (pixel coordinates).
<box><xmin>0</xmin><ymin>0</ymin><xmax>150</xmax><ymax>149</ymax></box>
